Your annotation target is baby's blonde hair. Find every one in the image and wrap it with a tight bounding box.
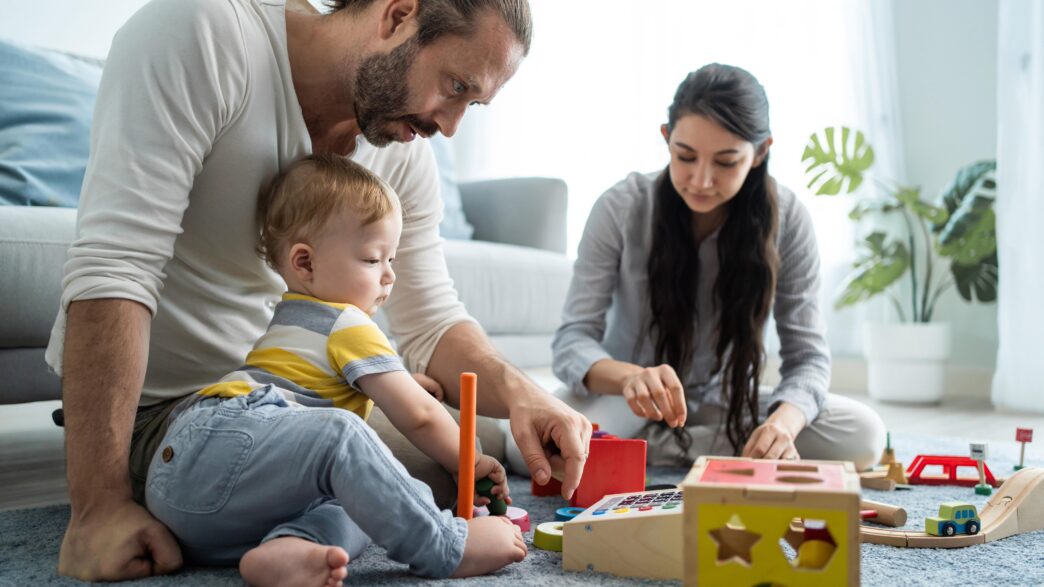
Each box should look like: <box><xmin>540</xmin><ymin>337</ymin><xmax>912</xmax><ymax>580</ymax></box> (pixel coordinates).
<box><xmin>258</xmin><ymin>153</ymin><xmax>400</xmax><ymax>269</ymax></box>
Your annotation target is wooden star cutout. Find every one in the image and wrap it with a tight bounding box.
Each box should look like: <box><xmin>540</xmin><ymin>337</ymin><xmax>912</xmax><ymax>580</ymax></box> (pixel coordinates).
<box><xmin>709</xmin><ymin>523</ymin><xmax>761</xmax><ymax>565</ymax></box>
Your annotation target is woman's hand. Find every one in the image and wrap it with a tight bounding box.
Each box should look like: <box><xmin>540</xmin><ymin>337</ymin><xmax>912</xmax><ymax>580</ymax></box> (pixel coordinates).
<box><xmin>621</xmin><ymin>364</ymin><xmax>687</xmax><ymax>428</ymax></box>
<box><xmin>411</xmin><ymin>372</ymin><xmax>445</xmax><ymax>402</ymax></box>
<box><xmin>741</xmin><ymin>402</ymin><xmax>807</xmax><ymax>460</ymax></box>
<box><xmin>473</xmin><ymin>454</ymin><xmax>512</xmax><ymax>507</ymax></box>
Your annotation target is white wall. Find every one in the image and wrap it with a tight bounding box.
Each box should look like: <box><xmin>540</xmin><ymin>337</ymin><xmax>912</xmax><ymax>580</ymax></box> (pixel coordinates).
<box><xmin>892</xmin><ymin>0</ymin><xmax>1000</xmax><ymax>369</ymax></box>
<box><xmin>0</xmin><ymin>0</ymin><xmax>151</xmax><ymax>58</ymax></box>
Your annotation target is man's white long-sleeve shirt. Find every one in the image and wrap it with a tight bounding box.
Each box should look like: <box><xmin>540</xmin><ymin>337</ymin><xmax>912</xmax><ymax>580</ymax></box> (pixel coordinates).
<box><xmin>45</xmin><ymin>0</ymin><xmax>474</xmax><ymax>405</ymax></box>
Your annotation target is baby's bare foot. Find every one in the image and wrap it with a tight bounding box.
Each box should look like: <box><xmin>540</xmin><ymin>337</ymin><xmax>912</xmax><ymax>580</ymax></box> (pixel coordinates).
<box><xmin>239</xmin><ymin>536</ymin><xmax>349</xmax><ymax>587</ymax></box>
<box><xmin>451</xmin><ymin>516</ymin><xmax>527</xmax><ymax>577</ymax></box>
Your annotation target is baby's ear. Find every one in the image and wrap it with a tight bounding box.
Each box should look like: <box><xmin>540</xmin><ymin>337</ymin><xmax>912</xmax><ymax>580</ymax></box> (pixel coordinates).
<box><xmin>288</xmin><ymin>242</ymin><xmax>315</xmax><ymax>281</ymax></box>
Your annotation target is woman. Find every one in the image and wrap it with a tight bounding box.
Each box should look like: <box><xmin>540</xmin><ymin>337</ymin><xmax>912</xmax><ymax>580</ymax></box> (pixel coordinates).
<box><xmin>549</xmin><ymin>64</ymin><xmax>885</xmax><ymax>470</ymax></box>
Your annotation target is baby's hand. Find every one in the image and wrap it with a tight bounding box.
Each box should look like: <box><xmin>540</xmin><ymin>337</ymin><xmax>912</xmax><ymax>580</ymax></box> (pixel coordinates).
<box><xmin>412</xmin><ymin>373</ymin><xmax>444</xmax><ymax>402</ymax></box>
<box><xmin>474</xmin><ymin>454</ymin><xmax>511</xmax><ymax>508</ymax></box>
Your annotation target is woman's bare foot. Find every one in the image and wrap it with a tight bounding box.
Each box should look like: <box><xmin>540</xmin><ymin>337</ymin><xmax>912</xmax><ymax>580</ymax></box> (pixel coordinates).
<box><xmin>450</xmin><ymin>516</ymin><xmax>527</xmax><ymax>577</ymax></box>
<box><xmin>239</xmin><ymin>536</ymin><xmax>349</xmax><ymax>587</ymax></box>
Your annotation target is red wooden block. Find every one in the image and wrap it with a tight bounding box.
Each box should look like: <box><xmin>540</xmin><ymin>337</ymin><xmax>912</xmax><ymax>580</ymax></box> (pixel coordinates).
<box><xmin>569</xmin><ymin>437</ymin><xmax>647</xmax><ymax>508</ymax></box>
<box><xmin>532</xmin><ymin>476</ymin><xmax>563</xmax><ymax>497</ymax></box>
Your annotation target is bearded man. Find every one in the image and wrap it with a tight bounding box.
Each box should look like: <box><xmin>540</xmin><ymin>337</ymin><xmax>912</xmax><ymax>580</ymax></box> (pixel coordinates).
<box><xmin>48</xmin><ymin>0</ymin><xmax>591</xmax><ymax>580</ymax></box>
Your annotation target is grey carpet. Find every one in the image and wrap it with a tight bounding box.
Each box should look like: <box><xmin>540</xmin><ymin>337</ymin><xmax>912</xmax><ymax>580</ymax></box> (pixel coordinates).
<box><xmin>2</xmin><ymin>433</ymin><xmax>1043</xmax><ymax>586</ymax></box>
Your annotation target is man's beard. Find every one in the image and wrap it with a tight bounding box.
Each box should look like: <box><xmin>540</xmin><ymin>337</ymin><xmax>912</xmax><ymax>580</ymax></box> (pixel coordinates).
<box><xmin>354</xmin><ymin>37</ymin><xmax>438</xmax><ymax>146</ymax></box>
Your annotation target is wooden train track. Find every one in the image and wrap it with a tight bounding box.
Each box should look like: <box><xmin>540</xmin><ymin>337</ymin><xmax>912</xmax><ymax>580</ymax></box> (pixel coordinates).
<box><xmin>861</xmin><ymin>467</ymin><xmax>1044</xmax><ymax>548</ymax></box>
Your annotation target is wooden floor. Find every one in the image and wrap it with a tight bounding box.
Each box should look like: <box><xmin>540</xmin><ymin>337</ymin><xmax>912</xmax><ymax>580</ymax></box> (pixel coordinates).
<box><xmin>4</xmin><ymin>387</ymin><xmax>1044</xmax><ymax>513</ymax></box>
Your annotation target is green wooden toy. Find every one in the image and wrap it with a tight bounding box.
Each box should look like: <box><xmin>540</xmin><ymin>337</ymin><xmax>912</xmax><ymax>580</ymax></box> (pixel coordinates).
<box><xmin>476</xmin><ymin>476</ymin><xmax>507</xmax><ymax>516</ymax></box>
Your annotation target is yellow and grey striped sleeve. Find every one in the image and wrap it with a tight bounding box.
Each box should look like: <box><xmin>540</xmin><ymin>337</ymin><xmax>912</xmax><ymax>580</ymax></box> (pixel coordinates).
<box><xmin>327</xmin><ymin>306</ymin><xmax>406</xmax><ymax>388</ymax></box>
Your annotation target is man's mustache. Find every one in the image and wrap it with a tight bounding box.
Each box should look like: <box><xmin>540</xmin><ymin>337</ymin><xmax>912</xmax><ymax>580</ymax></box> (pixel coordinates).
<box><xmin>401</xmin><ymin>115</ymin><xmax>439</xmax><ymax>137</ymax></box>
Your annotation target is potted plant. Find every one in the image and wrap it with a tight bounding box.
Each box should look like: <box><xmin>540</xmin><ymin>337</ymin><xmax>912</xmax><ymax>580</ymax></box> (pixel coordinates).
<box><xmin>801</xmin><ymin>126</ymin><xmax>998</xmax><ymax>403</ymax></box>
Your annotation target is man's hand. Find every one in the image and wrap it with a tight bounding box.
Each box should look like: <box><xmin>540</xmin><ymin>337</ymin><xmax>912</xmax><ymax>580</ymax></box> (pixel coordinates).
<box><xmin>59</xmin><ymin>499</ymin><xmax>182</xmax><ymax>581</ymax></box>
<box><xmin>621</xmin><ymin>364</ymin><xmax>687</xmax><ymax>428</ymax></box>
<box><xmin>741</xmin><ymin>402</ymin><xmax>807</xmax><ymax>460</ymax></box>
<box><xmin>423</xmin><ymin>322</ymin><xmax>592</xmax><ymax>498</ymax></box>
<box><xmin>508</xmin><ymin>391</ymin><xmax>592</xmax><ymax>500</ymax></box>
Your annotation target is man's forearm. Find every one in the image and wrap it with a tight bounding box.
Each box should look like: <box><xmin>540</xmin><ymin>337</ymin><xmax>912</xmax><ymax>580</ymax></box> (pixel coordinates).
<box><xmin>426</xmin><ymin>321</ymin><xmax>538</xmax><ymax>419</ymax></box>
<box><xmin>62</xmin><ymin>299</ymin><xmax>152</xmax><ymax>514</ymax></box>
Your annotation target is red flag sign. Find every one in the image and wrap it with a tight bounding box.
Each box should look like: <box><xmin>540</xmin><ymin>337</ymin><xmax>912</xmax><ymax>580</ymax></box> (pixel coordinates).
<box><xmin>1016</xmin><ymin>428</ymin><xmax>1034</xmax><ymax>443</ymax></box>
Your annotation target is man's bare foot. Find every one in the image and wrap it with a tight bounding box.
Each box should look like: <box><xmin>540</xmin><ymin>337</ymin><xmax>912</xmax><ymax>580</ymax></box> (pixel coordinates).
<box><xmin>239</xmin><ymin>536</ymin><xmax>349</xmax><ymax>587</ymax></box>
<box><xmin>450</xmin><ymin>516</ymin><xmax>527</xmax><ymax>577</ymax></box>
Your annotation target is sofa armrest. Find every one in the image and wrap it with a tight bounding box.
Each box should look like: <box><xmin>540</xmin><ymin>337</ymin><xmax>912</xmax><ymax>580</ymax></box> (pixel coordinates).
<box><xmin>458</xmin><ymin>177</ymin><xmax>567</xmax><ymax>254</ymax></box>
<box><xmin>0</xmin><ymin>207</ymin><xmax>76</xmax><ymax>348</ymax></box>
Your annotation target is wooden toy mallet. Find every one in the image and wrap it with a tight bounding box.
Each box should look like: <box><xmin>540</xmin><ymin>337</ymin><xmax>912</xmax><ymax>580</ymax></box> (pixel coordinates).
<box><xmin>457</xmin><ymin>372</ymin><xmax>478</xmax><ymax>519</ymax></box>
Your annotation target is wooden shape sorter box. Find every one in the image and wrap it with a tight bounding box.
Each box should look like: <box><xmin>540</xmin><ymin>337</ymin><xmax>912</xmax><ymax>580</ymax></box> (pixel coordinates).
<box><xmin>562</xmin><ymin>457</ymin><xmax>860</xmax><ymax>585</ymax></box>
<box><xmin>682</xmin><ymin>457</ymin><xmax>861</xmax><ymax>587</ymax></box>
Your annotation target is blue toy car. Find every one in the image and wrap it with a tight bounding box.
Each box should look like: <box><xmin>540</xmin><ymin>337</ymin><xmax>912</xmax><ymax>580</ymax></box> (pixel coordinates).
<box><xmin>925</xmin><ymin>502</ymin><xmax>981</xmax><ymax>537</ymax></box>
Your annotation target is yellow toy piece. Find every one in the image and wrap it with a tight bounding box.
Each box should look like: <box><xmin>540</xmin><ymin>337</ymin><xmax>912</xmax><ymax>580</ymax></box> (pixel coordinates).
<box><xmin>796</xmin><ymin>538</ymin><xmax>836</xmax><ymax>569</ymax></box>
<box><xmin>533</xmin><ymin>522</ymin><xmax>564</xmax><ymax>551</ymax></box>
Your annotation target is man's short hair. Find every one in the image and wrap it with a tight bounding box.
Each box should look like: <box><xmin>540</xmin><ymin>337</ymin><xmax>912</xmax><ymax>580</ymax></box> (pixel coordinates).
<box><xmin>326</xmin><ymin>0</ymin><xmax>532</xmax><ymax>55</ymax></box>
<box><xmin>258</xmin><ymin>153</ymin><xmax>399</xmax><ymax>269</ymax></box>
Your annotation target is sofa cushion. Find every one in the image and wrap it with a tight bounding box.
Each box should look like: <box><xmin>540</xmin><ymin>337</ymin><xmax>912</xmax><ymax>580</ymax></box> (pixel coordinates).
<box><xmin>0</xmin><ymin>39</ymin><xmax>102</xmax><ymax>206</ymax></box>
<box><xmin>442</xmin><ymin>239</ymin><xmax>571</xmax><ymax>335</ymax></box>
<box><xmin>0</xmin><ymin>348</ymin><xmax>60</xmax><ymax>403</ymax></box>
<box><xmin>0</xmin><ymin>207</ymin><xmax>76</xmax><ymax>348</ymax></box>
<box><xmin>488</xmin><ymin>334</ymin><xmax>555</xmax><ymax>369</ymax></box>
<box><xmin>0</xmin><ymin>207</ymin><xmax>572</xmax><ymax>346</ymax></box>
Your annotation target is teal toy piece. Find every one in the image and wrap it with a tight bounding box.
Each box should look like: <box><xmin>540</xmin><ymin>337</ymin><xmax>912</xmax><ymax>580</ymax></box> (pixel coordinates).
<box><xmin>555</xmin><ymin>506</ymin><xmax>585</xmax><ymax>521</ymax></box>
<box><xmin>476</xmin><ymin>476</ymin><xmax>508</xmax><ymax>516</ymax></box>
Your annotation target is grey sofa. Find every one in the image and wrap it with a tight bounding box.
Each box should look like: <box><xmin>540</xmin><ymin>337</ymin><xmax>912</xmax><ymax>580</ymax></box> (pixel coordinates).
<box><xmin>0</xmin><ymin>178</ymin><xmax>572</xmax><ymax>405</ymax></box>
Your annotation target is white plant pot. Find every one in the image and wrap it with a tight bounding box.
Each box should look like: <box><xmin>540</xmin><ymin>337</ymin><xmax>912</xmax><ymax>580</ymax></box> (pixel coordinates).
<box><xmin>862</xmin><ymin>322</ymin><xmax>952</xmax><ymax>404</ymax></box>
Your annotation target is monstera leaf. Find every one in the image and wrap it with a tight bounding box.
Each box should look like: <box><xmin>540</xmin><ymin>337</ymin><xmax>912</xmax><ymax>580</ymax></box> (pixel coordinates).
<box><xmin>937</xmin><ymin>161</ymin><xmax>997</xmax><ymax>264</ymax></box>
<box><xmin>835</xmin><ymin>232</ymin><xmax>910</xmax><ymax>310</ymax></box>
<box><xmin>895</xmin><ymin>186</ymin><xmax>949</xmax><ymax>224</ymax></box>
<box><xmin>848</xmin><ymin>198</ymin><xmax>901</xmax><ymax>221</ymax></box>
<box><xmin>939</xmin><ymin>207</ymin><xmax>996</xmax><ymax>265</ymax></box>
<box><xmin>802</xmin><ymin>127</ymin><xmax>875</xmax><ymax>196</ymax></box>
<box><xmin>952</xmin><ymin>251</ymin><xmax>998</xmax><ymax>303</ymax></box>
<box><xmin>938</xmin><ymin>160</ymin><xmax>996</xmax><ymax>222</ymax></box>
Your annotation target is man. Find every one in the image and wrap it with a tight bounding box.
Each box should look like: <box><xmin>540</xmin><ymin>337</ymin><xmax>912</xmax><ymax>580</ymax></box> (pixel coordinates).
<box><xmin>47</xmin><ymin>0</ymin><xmax>591</xmax><ymax>580</ymax></box>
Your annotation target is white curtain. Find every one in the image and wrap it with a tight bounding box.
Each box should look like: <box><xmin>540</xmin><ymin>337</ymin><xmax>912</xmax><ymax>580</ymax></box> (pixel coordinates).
<box><xmin>453</xmin><ymin>0</ymin><xmax>905</xmax><ymax>359</ymax></box>
<box><xmin>992</xmin><ymin>0</ymin><xmax>1044</xmax><ymax>412</ymax></box>
<box><xmin>830</xmin><ymin>0</ymin><xmax>909</xmax><ymax>352</ymax></box>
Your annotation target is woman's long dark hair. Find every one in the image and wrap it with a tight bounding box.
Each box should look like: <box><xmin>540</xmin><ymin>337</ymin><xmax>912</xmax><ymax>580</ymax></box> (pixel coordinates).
<box><xmin>646</xmin><ymin>64</ymin><xmax>779</xmax><ymax>453</ymax></box>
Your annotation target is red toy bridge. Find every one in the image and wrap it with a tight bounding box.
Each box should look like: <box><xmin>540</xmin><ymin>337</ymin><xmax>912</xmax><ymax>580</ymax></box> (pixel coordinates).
<box><xmin>906</xmin><ymin>455</ymin><xmax>1000</xmax><ymax>487</ymax></box>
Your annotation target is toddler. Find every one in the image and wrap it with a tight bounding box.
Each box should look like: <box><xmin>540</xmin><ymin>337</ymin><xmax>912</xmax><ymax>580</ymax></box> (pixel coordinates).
<box><xmin>144</xmin><ymin>154</ymin><xmax>525</xmax><ymax>587</ymax></box>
